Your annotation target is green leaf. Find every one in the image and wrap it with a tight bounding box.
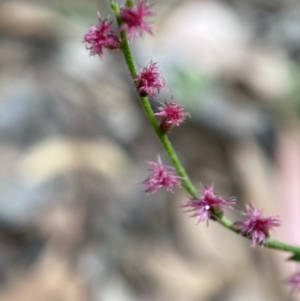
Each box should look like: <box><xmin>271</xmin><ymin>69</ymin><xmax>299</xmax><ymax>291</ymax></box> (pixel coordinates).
<box><xmin>288</xmin><ymin>253</ymin><xmax>300</xmax><ymax>262</ymax></box>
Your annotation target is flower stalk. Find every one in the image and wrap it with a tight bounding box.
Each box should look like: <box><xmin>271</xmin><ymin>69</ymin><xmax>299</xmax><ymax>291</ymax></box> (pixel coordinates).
<box><xmin>85</xmin><ymin>1</ymin><xmax>300</xmax><ymax>292</ymax></box>
<box><xmin>110</xmin><ymin>1</ymin><xmax>300</xmax><ymax>258</ymax></box>
<box><xmin>111</xmin><ymin>0</ymin><xmax>198</xmax><ymax>199</ymax></box>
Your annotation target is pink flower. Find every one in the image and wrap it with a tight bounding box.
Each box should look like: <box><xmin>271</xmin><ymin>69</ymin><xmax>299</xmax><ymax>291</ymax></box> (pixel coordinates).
<box><xmin>155</xmin><ymin>99</ymin><xmax>190</xmax><ymax>133</ymax></box>
<box><xmin>120</xmin><ymin>0</ymin><xmax>155</xmax><ymax>41</ymax></box>
<box><xmin>234</xmin><ymin>204</ymin><xmax>281</xmax><ymax>247</ymax></box>
<box><xmin>135</xmin><ymin>62</ymin><xmax>167</xmax><ymax>97</ymax></box>
<box><xmin>285</xmin><ymin>270</ymin><xmax>300</xmax><ymax>294</ymax></box>
<box><xmin>142</xmin><ymin>155</ymin><xmax>182</xmax><ymax>194</ymax></box>
<box><xmin>181</xmin><ymin>185</ymin><xmax>235</xmax><ymax>225</ymax></box>
<box><xmin>83</xmin><ymin>13</ymin><xmax>120</xmax><ymax>57</ymax></box>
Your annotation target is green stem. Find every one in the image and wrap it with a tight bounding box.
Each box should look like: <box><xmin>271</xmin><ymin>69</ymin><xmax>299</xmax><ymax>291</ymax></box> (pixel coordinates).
<box><xmin>265</xmin><ymin>238</ymin><xmax>300</xmax><ymax>254</ymax></box>
<box><xmin>219</xmin><ymin>216</ymin><xmax>240</xmax><ymax>233</ymax></box>
<box><xmin>111</xmin><ymin>1</ymin><xmax>300</xmax><ymax>257</ymax></box>
<box><xmin>111</xmin><ymin>0</ymin><xmax>197</xmax><ymax>198</ymax></box>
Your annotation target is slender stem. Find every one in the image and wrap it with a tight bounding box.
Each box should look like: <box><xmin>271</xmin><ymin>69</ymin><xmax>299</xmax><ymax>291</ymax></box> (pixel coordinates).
<box><xmin>111</xmin><ymin>1</ymin><xmax>300</xmax><ymax>257</ymax></box>
<box><xmin>219</xmin><ymin>216</ymin><xmax>240</xmax><ymax>233</ymax></box>
<box><xmin>111</xmin><ymin>0</ymin><xmax>198</xmax><ymax>198</ymax></box>
<box><xmin>265</xmin><ymin>238</ymin><xmax>300</xmax><ymax>254</ymax></box>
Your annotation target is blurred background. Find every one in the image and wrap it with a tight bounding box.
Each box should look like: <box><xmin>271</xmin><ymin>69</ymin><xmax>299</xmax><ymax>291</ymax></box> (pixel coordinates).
<box><xmin>0</xmin><ymin>0</ymin><xmax>299</xmax><ymax>300</ymax></box>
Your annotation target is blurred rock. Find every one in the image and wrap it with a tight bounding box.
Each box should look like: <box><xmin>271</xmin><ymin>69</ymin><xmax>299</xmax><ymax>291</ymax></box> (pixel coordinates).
<box><xmin>155</xmin><ymin>1</ymin><xmax>250</xmax><ymax>75</ymax></box>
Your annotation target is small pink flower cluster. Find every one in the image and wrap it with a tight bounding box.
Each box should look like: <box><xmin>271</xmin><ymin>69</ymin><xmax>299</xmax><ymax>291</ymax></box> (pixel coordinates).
<box><xmin>181</xmin><ymin>185</ymin><xmax>235</xmax><ymax>225</ymax></box>
<box><xmin>120</xmin><ymin>0</ymin><xmax>155</xmax><ymax>41</ymax></box>
<box><xmin>154</xmin><ymin>99</ymin><xmax>190</xmax><ymax>133</ymax></box>
<box><xmin>142</xmin><ymin>155</ymin><xmax>182</xmax><ymax>194</ymax></box>
<box><xmin>135</xmin><ymin>62</ymin><xmax>167</xmax><ymax>97</ymax></box>
<box><xmin>83</xmin><ymin>13</ymin><xmax>121</xmax><ymax>57</ymax></box>
<box><xmin>285</xmin><ymin>270</ymin><xmax>300</xmax><ymax>294</ymax></box>
<box><xmin>83</xmin><ymin>1</ymin><xmax>299</xmax><ymax>294</ymax></box>
<box><xmin>234</xmin><ymin>204</ymin><xmax>281</xmax><ymax>247</ymax></box>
